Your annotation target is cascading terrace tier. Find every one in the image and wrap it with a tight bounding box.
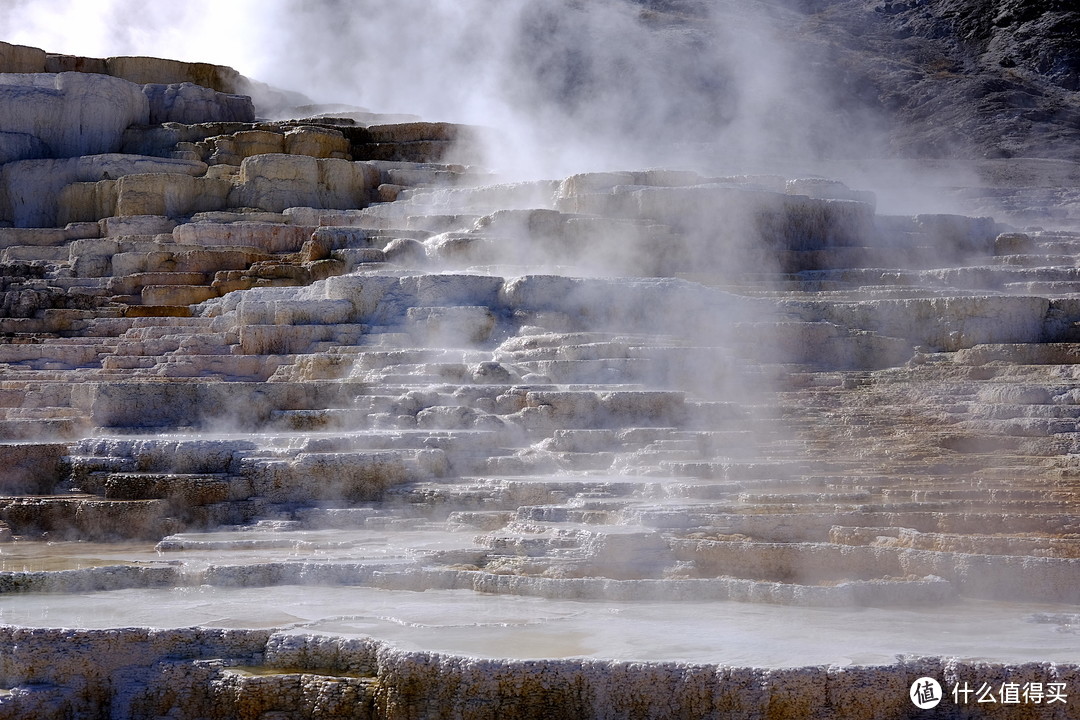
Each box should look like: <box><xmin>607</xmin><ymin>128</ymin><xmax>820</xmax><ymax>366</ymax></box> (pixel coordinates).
<box><xmin>0</xmin><ymin>39</ymin><xmax>1078</xmax><ymax>720</ymax></box>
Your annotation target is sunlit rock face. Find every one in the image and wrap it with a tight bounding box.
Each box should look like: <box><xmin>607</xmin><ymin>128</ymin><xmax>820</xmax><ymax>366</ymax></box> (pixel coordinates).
<box><xmin>1</xmin><ymin>22</ymin><xmax>1080</xmax><ymax>720</ymax></box>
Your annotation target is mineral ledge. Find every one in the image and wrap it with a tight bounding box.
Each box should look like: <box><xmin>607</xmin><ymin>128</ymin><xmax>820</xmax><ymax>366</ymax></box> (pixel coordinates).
<box><xmin>0</xmin><ymin>39</ymin><xmax>1077</xmax><ymax>720</ymax></box>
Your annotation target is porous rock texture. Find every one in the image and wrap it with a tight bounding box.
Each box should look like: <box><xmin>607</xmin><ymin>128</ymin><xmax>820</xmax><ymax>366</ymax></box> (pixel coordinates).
<box><xmin>0</xmin><ymin>626</ymin><xmax>1076</xmax><ymax>720</ymax></box>
<box><xmin>1</xmin><ymin>14</ymin><xmax>1080</xmax><ymax>720</ymax></box>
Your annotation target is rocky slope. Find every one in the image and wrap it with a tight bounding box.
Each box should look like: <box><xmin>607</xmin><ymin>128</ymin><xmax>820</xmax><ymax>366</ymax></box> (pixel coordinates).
<box><xmin>601</xmin><ymin>0</ymin><xmax>1080</xmax><ymax>162</ymax></box>
<box><xmin>787</xmin><ymin>0</ymin><xmax>1080</xmax><ymax>160</ymax></box>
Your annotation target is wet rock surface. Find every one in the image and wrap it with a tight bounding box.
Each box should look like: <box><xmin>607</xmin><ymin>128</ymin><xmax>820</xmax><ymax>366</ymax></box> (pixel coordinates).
<box><xmin>0</xmin><ymin>19</ymin><xmax>1079</xmax><ymax>720</ymax></box>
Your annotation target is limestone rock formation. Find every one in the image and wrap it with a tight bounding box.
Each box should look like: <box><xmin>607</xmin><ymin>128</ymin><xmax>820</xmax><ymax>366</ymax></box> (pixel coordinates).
<box><xmin>0</xmin><ymin>626</ymin><xmax>1073</xmax><ymax>720</ymax></box>
<box><xmin>0</xmin><ymin>15</ymin><xmax>1079</xmax><ymax>720</ymax></box>
<box><xmin>142</xmin><ymin>82</ymin><xmax>255</xmax><ymax>125</ymax></box>
<box><xmin>0</xmin><ymin>154</ymin><xmax>208</xmax><ymax>227</ymax></box>
<box><xmin>0</xmin><ymin>72</ymin><xmax>148</xmax><ymax>160</ymax></box>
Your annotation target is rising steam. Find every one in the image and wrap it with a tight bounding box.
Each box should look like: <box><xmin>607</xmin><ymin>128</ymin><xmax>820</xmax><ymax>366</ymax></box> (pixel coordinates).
<box><xmin>2</xmin><ymin>0</ymin><xmax>904</xmax><ymax>182</ymax></box>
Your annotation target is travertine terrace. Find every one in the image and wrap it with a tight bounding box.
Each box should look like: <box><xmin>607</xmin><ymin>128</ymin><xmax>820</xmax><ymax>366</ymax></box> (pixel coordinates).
<box><xmin>0</xmin><ymin>37</ymin><xmax>1078</xmax><ymax>719</ymax></box>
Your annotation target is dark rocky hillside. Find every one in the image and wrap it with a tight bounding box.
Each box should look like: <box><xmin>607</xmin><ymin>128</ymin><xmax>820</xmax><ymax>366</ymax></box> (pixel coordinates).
<box><xmin>630</xmin><ymin>0</ymin><xmax>1080</xmax><ymax>160</ymax></box>
<box><xmin>779</xmin><ymin>0</ymin><xmax>1080</xmax><ymax>159</ymax></box>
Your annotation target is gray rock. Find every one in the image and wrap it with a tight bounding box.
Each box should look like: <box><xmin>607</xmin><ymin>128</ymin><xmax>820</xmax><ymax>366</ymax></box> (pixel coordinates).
<box><xmin>0</xmin><ymin>154</ymin><xmax>206</xmax><ymax>227</ymax></box>
<box><xmin>0</xmin><ymin>40</ymin><xmax>46</xmax><ymax>72</ymax></box>
<box><xmin>0</xmin><ymin>73</ymin><xmax>148</xmax><ymax>159</ymax></box>
<box><xmin>0</xmin><ymin>131</ymin><xmax>48</xmax><ymax>164</ymax></box>
<box><xmin>142</xmin><ymin>82</ymin><xmax>255</xmax><ymax>125</ymax></box>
